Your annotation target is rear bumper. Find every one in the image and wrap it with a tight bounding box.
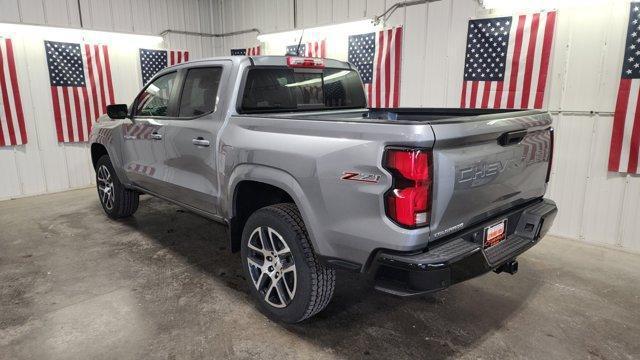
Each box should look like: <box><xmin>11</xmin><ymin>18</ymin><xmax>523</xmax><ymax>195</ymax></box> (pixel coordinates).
<box><xmin>371</xmin><ymin>198</ymin><xmax>558</xmax><ymax>296</ymax></box>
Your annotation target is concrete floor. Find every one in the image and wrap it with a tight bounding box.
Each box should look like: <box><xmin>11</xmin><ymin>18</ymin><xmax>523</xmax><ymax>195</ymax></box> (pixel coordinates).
<box><xmin>0</xmin><ymin>188</ymin><xmax>639</xmax><ymax>360</ymax></box>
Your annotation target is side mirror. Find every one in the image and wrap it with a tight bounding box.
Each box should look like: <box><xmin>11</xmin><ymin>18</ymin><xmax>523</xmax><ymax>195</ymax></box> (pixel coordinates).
<box><xmin>107</xmin><ymin>104</ymin><xmax>129</xmax><ymax>119</ymax></box>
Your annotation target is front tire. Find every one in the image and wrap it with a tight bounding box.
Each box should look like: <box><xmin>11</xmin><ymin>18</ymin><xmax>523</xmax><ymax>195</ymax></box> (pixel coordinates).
<box><xmin>241</xmin><ymin>203</ymin><xmax>335</xmax><ymax>323</ymax></box>
<box><xmin>95</xmin><ymin>155</ymin><xmax>139</xmax><ymax>219</ymax></box>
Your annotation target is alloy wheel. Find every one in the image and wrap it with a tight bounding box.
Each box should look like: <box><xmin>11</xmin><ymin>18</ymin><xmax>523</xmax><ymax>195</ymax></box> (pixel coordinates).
<box><xmin>246</xmin><ymin>226</ymin><xmax>297</xmax><ymax>308</ymax></box>
<box><xmin>97</xmin><ymin>165</ymin><xmax>115</xmax><ymax>211</ymax></box>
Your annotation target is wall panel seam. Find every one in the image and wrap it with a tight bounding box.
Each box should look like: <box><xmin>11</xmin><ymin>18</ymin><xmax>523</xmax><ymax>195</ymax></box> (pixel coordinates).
<box><xmin>577</xmin><ymin>114</ymin><xmax>598</xmax><ymax>241</ymax></box>
<box><xmin>129</xmin><ymin>0</ymin><xmax>136</xmax><ymax>32</ymax></box>
<box><xmin>443</xmin><ymin>0</ymin><xmax>454</xmax><ymax>106</ymax></box>
<box><xmin>420</xmin><ymin>2</ymin><xmax>429</xmax><ymax>107</ymax></box>
<box><xmin>616</xmin><ymin>175</ymin><xmax>630</xmax><ymax>247</ymax></box>
<box><xmin>558</xmin><ymin>12</ymin><xmax>572</xmax><ymax>110</ymax></box>
<box><xmin>41</xmin><ymin>0</ymin><xmax>49</xmax><ymax>24</ymax></box>
<box><xmin>17</xmin><ymin>0</ymin><xmax>24</xmax><ymax>22</ymax></box>
<box><xmin>20</xmin><ymin>36</ymin><xmax>50</xmax><ymax>192</ymax></box>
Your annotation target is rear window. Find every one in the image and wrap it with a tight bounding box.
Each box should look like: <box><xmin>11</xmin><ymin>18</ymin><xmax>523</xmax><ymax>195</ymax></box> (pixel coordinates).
<box><xmin>240</xmin><ymin>68</ymin><xmax>366</xmax><ymax>112</ymax></box>
<box><xmin>178</xmin><ymin>67</ymin><xmax>222</xmax><ymax>117</ymax></box>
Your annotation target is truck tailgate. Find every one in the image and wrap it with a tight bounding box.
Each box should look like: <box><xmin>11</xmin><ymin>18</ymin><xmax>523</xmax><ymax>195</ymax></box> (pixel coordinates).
<box><xmin>429</xmin><ymin>112</ymin><xmax>552</xmax><ymax>241</ymax></box>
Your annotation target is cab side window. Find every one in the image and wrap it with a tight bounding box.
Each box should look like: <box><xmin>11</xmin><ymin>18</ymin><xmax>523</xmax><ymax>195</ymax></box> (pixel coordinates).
<box><xmin>178</xmin><ymin>67</ymin><xmax>223</xmax><ymax>118</ymax></box>
<box><xmin>136</xmin><ymin>72</ymin><xmax>177</xmax><ymax>117</ymax></box>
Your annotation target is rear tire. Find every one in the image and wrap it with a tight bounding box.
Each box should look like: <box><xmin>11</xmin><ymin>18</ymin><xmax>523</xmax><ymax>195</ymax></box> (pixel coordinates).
<box><xmin>241</xmin><ymin>203</ymin><xmax>335</xmax><ymax>323</ymax></box>
<box><xmin>95</xmin><ymin>155</ymin><xmax>139</xmax><ymax>219</ymax></box>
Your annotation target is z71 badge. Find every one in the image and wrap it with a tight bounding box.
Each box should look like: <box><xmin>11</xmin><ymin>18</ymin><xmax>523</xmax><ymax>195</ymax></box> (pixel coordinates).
<box><xmin>340</xmin><ymin>171</ymin><xmax>381</xmax><ymax>184</ymax></box>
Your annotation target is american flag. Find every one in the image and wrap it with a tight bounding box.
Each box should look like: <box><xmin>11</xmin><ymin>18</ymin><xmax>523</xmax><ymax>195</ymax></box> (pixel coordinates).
<box><xmin>286</xmin><ymin>39</ymin><xmax>326</xmax><ymax>57</ymax></box>
<box><xmin>139</xmin><ymin>48</ymin><xmax>189</xmax><ymax>85</ymax></box>
<box><xmin>94</xmin><ymin>127</ymin><xmax>112</xmax><ymax>144</ymax></box>
<box><xmin>348</xmin><ymin>27</ymin><xmax>403</xmax><ymax>108</ymax></box>
<box><xmin>231</xmin><ymin>46</ymin><xmax>261</xmax><ymax>56</ymax></box>
<box><xmin>123</xmin><ymin>122</ymin><xmax>160</xmax><ymax>140</ymax></box>
<box><xmin>127</xmin><ymin>162</ymin><xmax>156</xmax><ymax>176</ymax></box>
<box><xmin>45</xmin><ymin>41</ymin><xmax>114</xmax><ymax>143</ymax></box>
<box><xmin>0</xmin><ymin>38</ymin><xmax>27</xmax><ymax>146</ymax></box>
<box><xmin>460</xmin><ymin>12</ymin><xmax>556</xmax><ymax>109</ymax></box>
<box><xmin>609</xmin><ymin>3</ymin><xmax>640</xmax><ymax>174</ymax></box>
<box><xmin>521</xmin><ymin>130</ymin><xmax>551</xmax><ymax>165</ymax></box>
<box><xmin>286</xmin><ymin>44</ymin><xmax>305</xmax><ymax>56</ymax></box>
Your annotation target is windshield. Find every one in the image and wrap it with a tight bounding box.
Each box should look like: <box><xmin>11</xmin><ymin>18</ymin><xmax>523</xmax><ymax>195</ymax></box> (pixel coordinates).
<box><xmin>240</xmin><ymin>68</ymin><xmax>367</xmax><ymax>112</ymax></box>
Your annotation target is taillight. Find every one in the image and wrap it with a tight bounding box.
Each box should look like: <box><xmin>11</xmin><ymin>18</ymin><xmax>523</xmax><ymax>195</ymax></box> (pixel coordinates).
<box><xmin>546</xmin><ymin>128</ymin><xmax>554</xmax><ymax>183</ymax></box>
<box><xmin>286</xmin><ymin>56</ymin><xmax>325</xmax><ymax>68</ymax></box>
<box><xmin>384</xmin><ymin>148</ymin><xmax>432</xmax><ymax>228</ymax></box>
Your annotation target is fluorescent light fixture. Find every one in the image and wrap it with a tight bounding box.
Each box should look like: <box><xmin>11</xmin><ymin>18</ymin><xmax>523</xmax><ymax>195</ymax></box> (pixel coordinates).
<box><xmin>257</xmin><ymin>19</ymin><xmax>377</xmax><ymax>43</ymax></box>
<box><xmin>257</xmin><ymin>19</ymin><xmax>379</xmax><ymax>59</ymax></box>
<box><xmin>285</xmin><ymin>70</ymin><xmax>351</xmax><ymax>87</ymax></box>
<box><xmin>479</xmin><ymin>0</ymin><xmax>608</xmax><ymax>11</ymax></box>
<box><xmin>147</xmin><ymin>84</ymin><xmax>160</xmax><ymax>94</ymax></box>
<box><xmin>0</xmin><ymin>22</ymin><xmax>163</xmax><ymax>46</ymax></box>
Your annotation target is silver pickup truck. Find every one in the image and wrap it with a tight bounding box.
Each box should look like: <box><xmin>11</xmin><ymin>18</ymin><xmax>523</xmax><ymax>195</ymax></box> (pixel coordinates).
<box><xmin>89</xmin><ymin>55</ymin><xmax>557</xmax><ymax>323</ymax></box>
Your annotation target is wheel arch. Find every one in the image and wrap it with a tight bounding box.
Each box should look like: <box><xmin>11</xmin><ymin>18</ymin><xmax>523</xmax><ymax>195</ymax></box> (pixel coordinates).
<box><xmin>91</xmin><ymin>143</ymin><xmax>109</xmax><ymax>169</ymax></box>
<box><xmin>90</xmin><ymin>140</ymin><xmax>130</xmax><ymax>186</ymax></box>
<box><xmin>226</xmin><ymin>164</ymin><xmax>320</xmax><ymax>255</ymax></box>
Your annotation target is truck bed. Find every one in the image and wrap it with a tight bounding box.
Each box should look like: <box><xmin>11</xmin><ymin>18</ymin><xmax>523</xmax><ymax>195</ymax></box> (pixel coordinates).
<box><xmin>247</xmin><ymin>107</ymin><xmax>539</xmax><ymax>125</ymax></box>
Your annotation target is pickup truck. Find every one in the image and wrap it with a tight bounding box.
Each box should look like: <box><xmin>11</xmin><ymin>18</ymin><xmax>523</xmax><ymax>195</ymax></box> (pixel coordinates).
<box><xmin>89</xmin><ymin>55</ymin><xmax>557</xmax><ymax>323</ymax></box>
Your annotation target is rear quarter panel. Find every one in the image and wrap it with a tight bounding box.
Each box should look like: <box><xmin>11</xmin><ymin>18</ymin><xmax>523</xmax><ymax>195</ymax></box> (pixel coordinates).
<box><xmin>220</xmin><ymin>115</ymin><xmax>435</xmax><ymax>266</ymax></box>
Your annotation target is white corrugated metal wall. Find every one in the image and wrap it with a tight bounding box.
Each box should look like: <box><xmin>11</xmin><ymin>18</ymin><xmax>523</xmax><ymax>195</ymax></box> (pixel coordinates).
<box><xmin>217</xmin><ymin>0</ymin><xmax>640</xmax><ymax>252</ymax></box>
<box><xmin>0</xmin><ymin>0</ymin><xmax>224</xmax><ymax>201</ymax></box>
<box><xmin>0</xmin><ymin>0</ymin><xmax>227</xmax><ymax>58</ymax></box>
<box><xmin>0</xmin><ymin>0</ymin><xmax>638</xmax><ymax>252</ymax></box>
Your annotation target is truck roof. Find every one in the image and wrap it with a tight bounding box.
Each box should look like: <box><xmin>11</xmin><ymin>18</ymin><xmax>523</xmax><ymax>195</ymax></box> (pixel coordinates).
<box><xmin>162</xmin><ymin>55</ymin><xmax>353</xmax><ymax>71</ymax></box>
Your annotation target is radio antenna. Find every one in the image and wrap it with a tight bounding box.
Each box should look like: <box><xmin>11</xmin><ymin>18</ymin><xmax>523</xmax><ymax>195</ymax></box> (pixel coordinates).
<box><xmin>295</xmin><ymin>29</ymin><xmax>305</xmax><ymax>56</ymax></box>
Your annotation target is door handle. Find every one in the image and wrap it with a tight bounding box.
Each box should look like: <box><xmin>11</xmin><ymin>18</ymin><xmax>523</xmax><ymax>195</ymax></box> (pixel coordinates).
<box><xmin>150</xmin><ymin>132</ymin><xmax>162</xmax><ymax>140</ymax></box>
<box><xmin>192</xmin><ymin>137</ymin><xmax>210</xmax><ymax>147</ymax></box>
